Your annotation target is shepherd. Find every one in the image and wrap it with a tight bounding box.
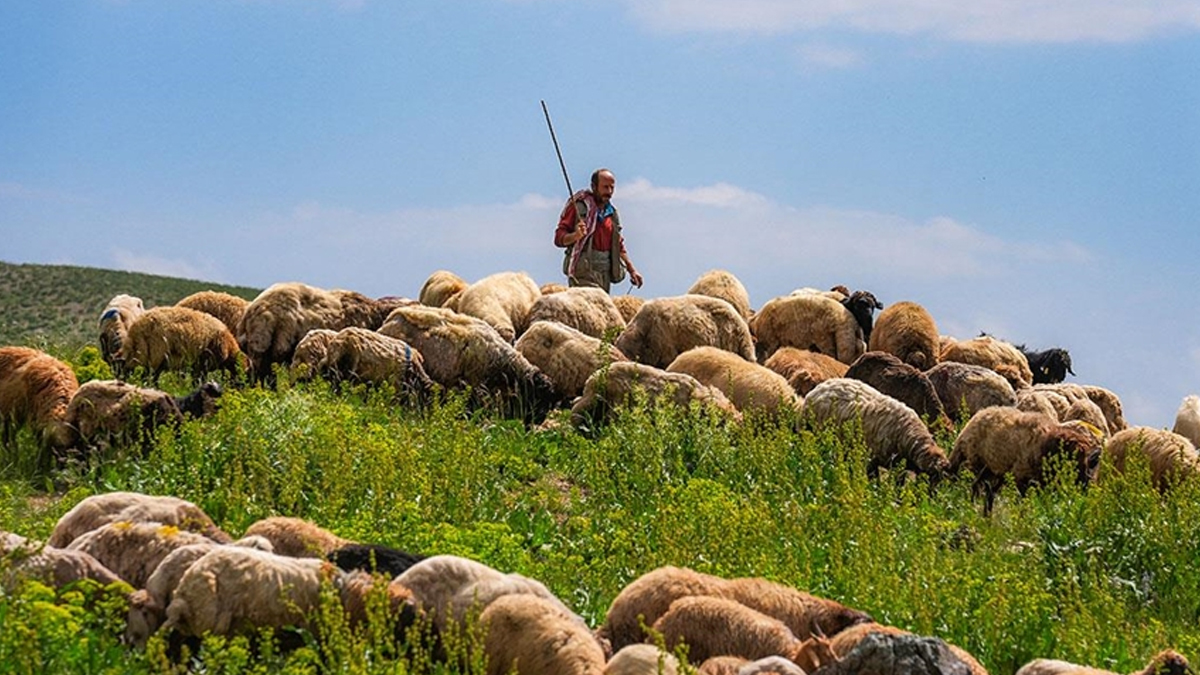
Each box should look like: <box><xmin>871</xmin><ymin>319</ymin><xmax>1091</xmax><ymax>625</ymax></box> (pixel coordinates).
<box><xmin>555</xmin><ymin>168</ymin><xmax>644</xmax><ymax>292</ymax></box>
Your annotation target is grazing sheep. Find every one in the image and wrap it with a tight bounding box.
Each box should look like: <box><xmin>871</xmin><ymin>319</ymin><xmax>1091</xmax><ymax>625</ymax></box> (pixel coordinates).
<box><xmin>419</xmin><ymin>270</ymin><xmax>469</xmax><ymax>308</ymax></box>
<box><xmin>570</xmin><ymin>362</ymin><xmax>743</xmax><ymax>430</ymax></box>
<box><xmin>317</xmin><ymin>326</ymin><xmax>434</xmax><ymax>400</ymax></box>
<box><xmin>804</xmin><ymin>378</ymin><xmax>951</xmax><ymax>479</ymax></box>
<box><xmin>1014</xmin><ymin>649</ymin><xmax>1189</xmax><ymax>675</ymax></box>
<box><xmin>0</xmin><ymin>349</ymin><xmax>78</xmax><ymax>451</ymax></box>
<box><xmin>379</xmin><ymin>304</ymin><xmax>558</xmax><ymax>422</ymax></box>
<box><xmin>1079</xmin><ymin>384</ymin><xmax>1128</xmax><ymax>434</ymax></box>
<box><xmin>391</xmin><ymin>554</ymin><xmax>506</xmax><ymax>629</ymax></box>
<box><xmin>453</xmin><ymin>271</ymin><xmax>542</xmax><ymax>343</ymax></box>
<box><xmin>527</xmin><ymin>287</ymin><xmax>627</xmax><ymax>339</ymax></box>
<box><xmin>290</xmin><ymin>328</ymin><xmax>339</xmax><ymax>381</ymax></box>
<box><xmin>617</xmin><ymin>295</ymin><xmax>755</xmax><ymax>369</ymax></box>
<box><xmin>175</xmin><ymin>290</ymin><xmax>250</xmax><ymax>334</ymax></box>
<box><xmin>122</xmin><ymin>306</ymin><xmax>242</xmax><ymax>382</ymax></box>
<box><xmin>479</xmin><ymin>593</ymin><xmax>607</xmax><ymax>675</ymax></box>
<box><xmin>751</xmin><ymin>293</ymin><xmax>864</xmax><ymax>365</ymax></box>
<box><xmin>940</xmin><ymin>335</ymin><xmax>1033</xmax><ymax>390</ymax></box>
<box><xmin>162</xmin><ymin>546</ymin><xmax>337</xmax><ymax>638</ymax></box>
<box><xmin>327</xmin><ymin>543</ymin><xmax>425</xmax><ymax>577</ymax></box>
<box><xmin>926</xmin><ymin>361</ymin><xmax>1017</xmax><ymax>423</ymax></box>
<box><xmin>49</xmin><ymin>491</ymin><xmax>230</xmax><ymax>549</ymax></box>
<box><xmin>1173</xmin><ymin>395</ymin><xmax>1200</xmax><ymax>449</ymax></box>
<box><xmin>65</xmin><ymin>521</ymin><xmax>214</xmax><ymax>588</ymax></box>
<box><xmin>65</xmin><ymin>380</ymin><xmax>222</xmax><ymax>454</ymax></box>
<box><xmin>516</xmin><ymin>320</ymin><xmax>628</xmax><ymax>404</ymax></box>
<box><xmin>612</xmin><ymin>295</ymin><xmax>645</xmax><ymax>324</ymax></box>
<box><xmin>451</xmin><ymin>573</ymin><xmax>583</xmax><ymax>629</ymax></box>
<box><xmin>1</xmin><ymin>533</ymin><xmax>122</xmax><ymax>589</ymax></box>
<box><xmin>97</xmin><ymin>294</ymin><xmax>145</xmax><ymax>375</ymax></box>
<box><xmin>1017</xmin><ymin>387</ymin><xmax>1073</xmax><ymax>421</ymax></box>
<box><xmin>949</xmin><ymin>407</ymin><xmax>1102</xmax><ymax>512</ymax></box>
<box><xmin>666</xmin><ymin>346</ymin><xmax>803</xmax><ymax>420</ymax></box>
<box><xmin>1102</xmin><ymin>427</ymin><xmax>1200</xmax><ymax>491</ymax></box>
<box><xmin>688</xmin><ymin>269</ymin><xmax>753</xmax><ymax>321</ymax></box>
<box><xmin>331</xmin><ymin>289</ymin><xmax>412</xmax><ymax>332</ymax></box>
<box><xmin>242</xmin><ymin>516</ymin><xmax>352</xmax><ymax>558</ymax></box>
<box><xmin>651</xmin><ymin>595</ymin><xmax>803</xmax><ymax>665</ymax></box>
<box><xmin>845</xmin><ymin>352</ymin><xmax>948</xmax><ymax>429</ymax></box>
<box><xmin>763</xmin><ymin>347</ymin><xmax>848</xmax><ymax>396</ymax></box>
<box><xmin>1018</xmin><ymin>346</ymin><xmax>1075</xmax><ymax>385</ymax></box>
<box><xmin>867</xmin><ymin>301</ymin><xmax>940</xmax><ymax>370</ymax></box>
<box><xmin>826</xmin><ymin>622</ymin><xmax>988</xmax><ymax>675</ymax></box>
<box><xmin>601</xmin><ymin>566</ymin><xmax>870</xmax><ymax>653</ymax></box>
<box><xmin>605</xmin><ymin>644</ymin><xmax>681</xmax><ymax>675</ymax></box>
<box><xmin>335</xmin><ymin>570</ymin><xmax>422</xmax><ymax>643</ymax></box>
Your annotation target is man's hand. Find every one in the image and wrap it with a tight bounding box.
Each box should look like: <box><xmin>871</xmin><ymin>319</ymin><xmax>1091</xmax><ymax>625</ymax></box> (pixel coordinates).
<box><xmin>629</xmin><ymin>268</ymin><xmax>644</xmax><ymax>288</ymax></box>
<box><xmin>571</xmin><ymin>219</ymin><xmax>586</xmax><ymax>244</ymax></box>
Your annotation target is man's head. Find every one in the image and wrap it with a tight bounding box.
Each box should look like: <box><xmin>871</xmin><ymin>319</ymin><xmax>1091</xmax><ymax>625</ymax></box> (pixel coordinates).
<box><xmin>591</xmin><ymin>168</ymin><xmax>616</xmax><ymax>205</ymax></box>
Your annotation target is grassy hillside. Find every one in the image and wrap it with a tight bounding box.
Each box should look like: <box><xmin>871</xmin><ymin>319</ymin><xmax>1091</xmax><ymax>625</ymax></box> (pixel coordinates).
<box><xmin>0</xmin><ymin>260</ymin><xmax>260</xmax><ymax>352</ymax></box>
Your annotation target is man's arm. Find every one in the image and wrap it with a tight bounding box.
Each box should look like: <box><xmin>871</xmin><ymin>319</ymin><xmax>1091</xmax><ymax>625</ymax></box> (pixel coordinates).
<box><xmin>554</xmin><ymin>200</ymin><xmax>587</xmax><ymax>247</ymax></box>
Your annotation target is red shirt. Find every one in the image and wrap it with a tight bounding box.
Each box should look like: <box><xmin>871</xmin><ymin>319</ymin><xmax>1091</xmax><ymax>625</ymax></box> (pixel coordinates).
<box><xmin>556</xmin><ymin>197</ymin><xmax>622</xmax><ymax>253</ymax></box>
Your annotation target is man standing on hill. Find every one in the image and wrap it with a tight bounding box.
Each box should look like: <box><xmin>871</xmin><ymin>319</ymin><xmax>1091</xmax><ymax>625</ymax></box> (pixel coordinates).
<box><xmin>555</xmin><ymin>168</ymin><xmax>643</xmax><ymax>292</ymax></box>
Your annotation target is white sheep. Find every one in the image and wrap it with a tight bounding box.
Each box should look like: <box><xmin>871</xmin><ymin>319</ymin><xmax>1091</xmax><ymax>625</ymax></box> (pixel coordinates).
<box><xmin>1</xmin><ymin>532</ymin><xmax>122</xmax><ymax>589</ymax></box>
<box><xmin>317</xmin><ymin>326</ymin><xmax>434</xmax><ymax>399</ymax></box>
<box><xmin>526</xmin><ymin>286</ymin><xmax>627</xmax><ymax>339</ymax></box>
<box><xmin>390</xmin><ymin>554</ymin><xmax>505</xmax><ymax>630</ymax></box>
<box><xmin>612</xmin><ymin>295</ymin><xmax>646</xmax><ymax>324</ymax></box>
<box><xmin>763</xmin><ymin>347</ymin><xmax>848</xmax><ymax>396</ymax></box>
<box><xmin>290</xmin><ymin>328</ymin><xmax>340</xmax><ymax>380</ymax></box>
<box><xmin>49</xmin><ymin>491</ymin><xmax>231</xmax><ymax>548</ymax></box>
<box><xmin>65</xmin><ymin>380</ymin><xmax>223</xmax><ymax>454</ymax></box>
<box><xmin>804</xmin><ymin>378</ymin><xmax>950</xmax><ymax>480</ymax></box>
<box><xmin>1173</xmin><ymin>395</ymin><xmax>1200</xmax><ymax>448</ymax></box>
<box><xmin>650</xmin><ymin>595</ymin><xmax>807</xmax><ymax>665</ymax></box>
<box><xmin>515</xmin><ymin>320</ymin><xmax>628</xmax><ymax>403</ymax></box>
<box><xmin>419</xmin><ymin>270</ymin><xmax>469</xmax><ymax>308</ymax></box>
<box><xmin>666</xmin><ymin>346</ymin><xmax>802</xmax><ymax>421</ymax></box>
<box><xmin>97</xmin><ymin>294</ymin><xmax>145</xmax><ymax>375</ymax></box>
<box><xmin>605</xmin><ymin>644</ymin><xmax>681</xmax><ymax>675</ymax></box>
<box><xmin>479</xmin><ymin>593</ymin><xmax>607</xmax><ymax>675</ymax></box>
<box><xmin>688</xmin><ymin>269</ymin><xmax>753</xmax><ymax>321</ymax></box>
<box><xmin>175</xmin><ymin>290</ymin><xmax>250</xmax><ymax>334</ymax></box>
<box><xmin>616</xmin><ymin>295</ymin><xmax>755</xmax><ymax>369</ymax></box>
<box><xmin>750</xmin><ymin>293</ymin><xmax>864</xmax><ymax>365</ymax></box>
<box><xmin>1102</xmin><ymin>426</ymin><xmax>1200</xmax><ymax>491</ymax></box>
<box><xmin>65</xmin><ymin>521</ymin><xmax>215</xmax><ymax>588</ymax></box>
<box><xmin>453</xmin><ymin>271</ymin><xmax>542</xmax><ymax>342</ymax></box>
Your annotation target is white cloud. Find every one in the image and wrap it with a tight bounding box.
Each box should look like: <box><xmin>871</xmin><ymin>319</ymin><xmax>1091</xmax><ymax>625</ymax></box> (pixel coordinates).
<box><xmin>796</xmin><ymin>43</ymin><xmax>867</xmax><ymax>70</ymax></box>
<box><xmin>110</xmin><ymin>249</ymin><xmax>222</xmax><ymax>283</ymax></box>
<box><xmin>623</xmin><ymin>0</ymin><xmax>1200</xmax><ymax>43</ymax></box>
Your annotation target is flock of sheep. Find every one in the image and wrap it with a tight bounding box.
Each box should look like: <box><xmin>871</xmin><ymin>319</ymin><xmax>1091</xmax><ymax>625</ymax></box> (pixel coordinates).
<box><xmin>1</xmin><ymin>267</ymin><xmax>1199</xmax><ymax>673</ymax></box>
<box><xmin>1</xmin><ymin>490</ymin><xmax>1189</xmax><ymax>675</ymax></box>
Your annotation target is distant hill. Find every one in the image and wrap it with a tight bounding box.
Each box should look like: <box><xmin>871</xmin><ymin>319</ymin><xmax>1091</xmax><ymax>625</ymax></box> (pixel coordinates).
<box><xmin>0</xmin><ymin>261</ymin><xmax>261</xmax><ymax>353</ymax></box>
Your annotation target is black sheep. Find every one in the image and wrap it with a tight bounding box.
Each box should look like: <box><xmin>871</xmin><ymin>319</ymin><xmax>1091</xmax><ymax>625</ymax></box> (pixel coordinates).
<box><xmin>841</xmin><ymin>290</ymin><xmax>884</xmax><ymax>343</ymax></box>
<box><xmin>328</xmin><ymin>544</ymin><xmax>426</xmax><ymax>577</ymax></box>
<box><xmin>1019</xmin><ymin>346</ymin><xmax>1074</xmax><ymax>384</ymax></box>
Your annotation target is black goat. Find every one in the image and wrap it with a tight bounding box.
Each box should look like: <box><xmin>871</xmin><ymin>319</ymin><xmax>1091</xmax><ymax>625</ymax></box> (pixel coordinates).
<box><xmin>1019</xmin><ymin>346</ymin><xmax>1074</xmax><ymax>384</ymax></box>
<box><xmin>841</xmin><ymin>290</ymin><xmax>884</xmax><ymax>343</ymax></box>
<box><xmin>328</xmin><ymin>543</ymin><xmax>426</xmax><ymax>577</ymax></box>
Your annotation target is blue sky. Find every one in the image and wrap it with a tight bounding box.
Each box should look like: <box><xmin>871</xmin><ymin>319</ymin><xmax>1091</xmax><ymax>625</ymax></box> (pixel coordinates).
<box><xmin>3</xmin><ymin>1</ymin><xmax>1198</xmax><ymax>427</ymax></box>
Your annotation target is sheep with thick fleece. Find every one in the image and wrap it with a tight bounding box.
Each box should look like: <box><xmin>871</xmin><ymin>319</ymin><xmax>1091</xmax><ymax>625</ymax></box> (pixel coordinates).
<box><xmin>516</xmin><ymin>320</ymin><xmax>628</xmax><ymax>404</ymax></box>
<box><xmin>527</xmin><ymin>286</ymin><xmax>626</xmax><ymax>338</ymax></box>
<box><xmin>926</xmin><ymin>361</ymin><xmax>1017</xmax><ymax>423</ymax></box>
<box><xmin>317</xmin><ymin>326</ymin><xmax>434</xmax><ymax>399</ymax></box>
<box><xmin>1015</xmin><ymin>649</ymin><xmax>1189</xmax><ymax>675</ymax></box>
<box><xmin>290</xmin><ymin>328</ymin><xmax>339</xmax><ymax>380</ymax></box>
<box><xmin>750</xmin><ymin>294</ymin><xmax>864</xmax><ymax>365</ymax></box>
<box><xmin>1080</xmin><ymin>384</ymin><xmax>1128</xmax><ymax>434</ymax></box>
<box><xmin>98</xmin><ymin>294</ymin><xmax>145</xmax><ymax>375</ymax></box>
<box><xmin>379</xmin><ymin>304</ymin><xmax>558</xmax><ymax>421</ymax></box>
<box><xmin>940</xmin><ymin>335</ymin><xmax>1033</xmax><ymax>390</ymax></box>
<box><xmin>1173</xmin><ymin>395</ymin><xmax>1200</xmax><ymax>449</ymax></box>
<box><xmin>242</xmin><ymin>516</ymin><xmax>352</xmax><ymax>558</ymax></box>
<box><xmin>617</xmin><ymin>295</ymin><xmax>755</xmax><ymax>369</ymax></box>
<box><xmin>450</xmin><ymin>572</ymin><xmax>584</xmax><ymax>629</ymax></box>
<box><xmin>49</xmin><ymin>491</ymin><xmax>231</xmax><ymax>548</ymax></box>
<box><xmin>453</xmin><ymin>271</ymin><xmax>542</xmax><ymax>343</ymax></box>
<box><xmin>162</xmin><ymin>546</ymin><xmax>337</xmax><ymax>638</ymax></box>
<box><xmin>826</xmin><ymin>622</ymin><xmax>988</xmax><ymax>675</ymax></box>
<box><xmin>612</xmin><ymin>295</ymin><xmax>645</xmax><ymax>324</ymax></box>
<box><xmin>804</xmin><ymin>378</ymin><xmax>950</xmax><ymax>479</ymax></box>
<box><xmin>605</xmin><ymin>644</ymin><xmax>681</xmax><ymax>675</ymax></box>
<box><xmin>0</xmin><ymin>349</ymin><xmax>78</xmax><ymax>451</ymax></box>
<box><xmin>867</xmin><ymin>301</ymin><xmax>940</xmax><ymax>370</ymax></box>
<box><xmin>419</xmin><ymin>270</ymin><xmax>469</xmax><ymax>308</ymax></box>
<box><xmin>698</xmin><ymin>656</ymin><xmax>807</xmax><ymax>675</ymax></box>
<box><xmin>391</xmin><ymin>554</ymin><xmax>505</xmax><ymax>629</ymax></box>
<box><xmin>1102</xmin><ymin>426</ymin><xmax>1200</xmax><ymax>491</ymax></box>
<box><xmin>65</xmin><ymin>521</ymin><xmax>214</xmax><ymax>588</ymax></box>
<box><xmin>763</xmin><ymin>347</ymin><xmax>848</xmax><ymax>396</ymax></box>
<box><xmin>176</xmin><ymin>290</ymin><xmax>249</xmax><ymax>334</ymax></box>
<box><xmin>65</xmin><ymin>380</ymin><xmax>222</xmax><ymax>454</ymax></box>
<box><xmin>570</xmin><ymin>362</ymin><xmax>743</xmax><ymax>430</ymax></box>
<box><xmin>667</xmin><ymin>346</ymin><xmax>803</xmax><ymax>420</ymax></box>
<box><xmin>122</xmin><ymin>306</ymin><xmax>242</xmax><ymax>382</ymax></box>
<box><xmin>688</xmin><ymin>269</ymin><xmax>753</xmax><ymax>320</ymax></box>
<box><xmin>949</xmin><ymin>407</ymin><xmax>1102</xmax><ymax>512</ymax></box>
<box><xmin>601</xmin><ymin>565</ymin><xmax>870</xmax><ymax>653</ymax></box>
<box><xmin>331</xmin><ymin>289</ymin><xmax>411</xmax><ymax>332</ymax></box>
<box><xmin>651</xmin><ymin>595</ymin><xmax>805</xmax><ymax>665</ymax></box>
<box><xmin>1</xmin><ymin>532</ymin><xmax>122</xmax><ymax>589</ymax></box>
<box><xmin>845</xmin><ymin>351</ymin><xmax>948</xmax><ymax>429</ymax></box>
<box><xmin>479</xmin><ymin>593</ymin><xmax>607</xmax><ymax>675</ymax></box>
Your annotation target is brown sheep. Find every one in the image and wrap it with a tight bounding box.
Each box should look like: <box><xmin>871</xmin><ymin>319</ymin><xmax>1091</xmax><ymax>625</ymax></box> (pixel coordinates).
<box><xmin>1102</xmin><ymin>426</ymin><xmax>1200</xmax><ymax>491</ymax></box>
<box><xmin>49</xmin><ymin>491</ymin><xmax>231</xmax><ymax>548</ymax></box>
<box><xmin>650</xmin><ymin>595</ymin><xmax>804</xmax><ymax>665</ymax></box>
<box><xmin>949</xmin><ymin>407</ymin><xmax>1102</xmax><ymax>512</ymax></box>
<box><xmin>527</xmin><ymin>286</ymin><xmax>626</xmax><ymax>339</ymax></box>
<box><xmin>453</xmin><ymin>271</ymin><xmax>542</xmax><ymax>342</ymax></box>
<box><xmin>480</xmin><ymin>593</ymin><xmax>607</xmax><ymax>675</ymax></box>
<box><xmin>122</xmin><ymin>306</ymin><xmax>242</xmax><ymax>382</ymax></box>
<box><xmin>175</xmin><ymin>290</ymin><xmax>250</xmax><ymax>334</ymax></box>
<box><xmin>867</xmin><ymin>301</ymin><xmax>940</xmax><ymax>370</ymax></box>
<box><xmin>688</xmin><ymin>269</ymin><xmax>753</xmax><ymax>321</ymax></box>
<box><xmin>612</xmin><ymin>295</ymin><xmax>646</xmax><ymax>324</ymax></box>
<box><xmin>1014</xmin><ymin>649</ymin><xmax>1189</xmax><ymax>675</ymax></box>
<box><xmin>515</xmin><ymin>320</ymin><xmax>628</xmax><ymax>404</ymax></box>
<box><xmin>925</xmin><ymin>361</ymin><xmax>1017</xmax><ymax>423</ymax></box>
<box><xmin>617</xmin><ymin>295</ymin><xmax>755</xmax><ymax>369</ymax></box>
<box><xmin>845</xmin><ymin>351</ymin><xmax>949</xmax><ymax>430</ymax></box>
<box><xmin>827</xmin><ymin>622</ymin><xmax>989</xmax><ymax>675</ymax></box>
<box><xmin>241</xmin><ymin>516</ymin><xmax>353</xmax><ymax>558</ymax></box>
<box><xmin>570</xmin><ymin>362</ymin><xmax>743</xmax><ymax>431</ymax></box>
<box><xmin>750</xmin><ymin>293</ymin><xmax>864</xmax><ymax>365</ymax></box>
<box><xmin>65</xmin><ymin>380</ymin><xmax>223</xmax><ymax>455</ymax></box>
<box><xmin>419</xmin><ymin>270</ymin><xmax>469</xmax><ymax>308</ymax></box>
<box><xmin>1078</xmin><ymin>384</ymin><xmax>1128</xmax><ymax>434</ymax></box>
<box><xmin>289</xmin><ymin>328</ymin><xmax>340</xmax><ymax>380</ymax></box>
<box><xmin>0</xmin><ymin>349</ymin><xmax>79</xmax><ymax>451</ymax></box>
<box><xmin>940</xmin><ymin>335</ymin><xmax>1033</xmax><ymax>390</ymax></box>
<box><xmin>666</xmin><ymin>346</ymin><xmax>803</xmax><ymax>421</ymax></box>
<box><xmin>540</xmin><ymin>282</ymin><xmax>569</xmax><ymax>295</ymax></box>
<box><xmin>65</xmin><ymin>521</ymin><xmax>214</xmax><ymax>588</ymax></box>
<box><xmin>317</xmin><ymin>326</ymin><xmax>434</xmax><ymax>400</ymax></box>
<box><xmin>97</xmin><ymin>294</ymin><xmax>145</xmax><ymax>376</ymax></box>
<box><xmin>697</xmin><ymin>655</ymin><xmax>807</xmax><ymax>675</ymax></box>
<box><xmin>763</xmin><ymin>347</ymin><xmax>848</xmax><ymax>396</ymax></box>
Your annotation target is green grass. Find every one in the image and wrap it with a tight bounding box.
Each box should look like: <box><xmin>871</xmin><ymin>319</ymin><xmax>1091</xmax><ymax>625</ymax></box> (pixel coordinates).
<box><xmin>0</xmin><ymin>263</ymin><xmax>1197</xmax><ymax>674</ymax></box>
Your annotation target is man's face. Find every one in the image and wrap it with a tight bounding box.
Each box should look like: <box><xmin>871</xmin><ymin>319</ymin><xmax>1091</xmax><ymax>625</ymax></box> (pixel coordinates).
<box><xmin>594</xmin><ymin>172</ymin><xmax>616</xmax><ymax>204</ymax></box>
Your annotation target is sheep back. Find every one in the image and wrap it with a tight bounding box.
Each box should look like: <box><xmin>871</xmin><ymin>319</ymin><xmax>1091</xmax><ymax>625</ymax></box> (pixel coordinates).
<box><xmin>419</xmin><ymin>270</ymin><xmax>469</xmax><ymax>308</ymax></box>
<box><xmin>1173</xmin><ymin>395</ymin><xmax>1200</xmax><ymax>449</ymax></box>
<box><xmin>318</xmin><ymin>326</ymin><xmax>433</xmax><ymax>397</ymax></box>
<box><xmin>242</xmin><ymin>516</ymin><xmax>352</xmax><ymax>558</ymax></box>
<box><xmin>570</xmin><ymin>362</ymin><xmax>742</xmax><ymax>430</ymax></box>
<box><xmin>65</xmin><ymin>521</ymin><xmax>213</xmax><ymax>588</ymax></box>
<box><xmin>845</xmin><ymin>351</ymin><xmax>947</xmax><ymax>428</ymax></box>
<box><xmin>176</xmin><ymin>291</ymin><xmax>249</xmax><ymax>334</ymax></box>
<box><xmin>1103</xmin><ymin>426</ymin><xmax>1200</xmax><ymax>491</ymax></box>
<box><xmin>939</xmin><ymin>336</ymin><xmax>1033</xmax><ymax>390</ymax></box>
<box><xmin>481</xmin><ymin>593</ymin><xmax>606</xmax><ymax>675</ymax></box>
<box><xmin>527</xmin><ymin>287</ymin><xmax>626</xmax><ymax>338</ymax></box>
<box><xmin>0</xmin><ymin>350</ymin><xmax>78</xmax><ymax>450</ymax></box>
<box><xmin>867</xmin><ymin>301</ymin><xmax>940</xmax><ymax>370</ymax></box>
<box><xmin>763</xmin><ymin>347</ymin><xmax>848</xmax><ymax>396</ymax></box>
<box><xmin>516</xmin><ymin>320</ymin><xmax>627</xmax><ymax>403</ymax></box>
<box><xmin>453</xmin><ymin>271</ymin><xmax>542</xmax><ymax>342</ymax></box>
<box><xmin>666</xmin><ymin>346</ymin><xmax>802</xmax><ymax>419</ymax></box>
<box><xmin>926</xmin><ymin>361</ymin><xmax>1017</xmax><ymax>423</ymax></box>
<box><xmin>237</xmin><ymin>282</ymin><xmax>346</xmax><ymax>380</ymax></box>
<box><xmin>650</xmin><ymin>595</ymin><xmax>799</xmax><ymax>664</ymax></box>
<box><xmin>750</xmin><ymin>294</ymin><xmax>864</xmax><ymax>365</ymax></box>
<box><xmin>687</xmin><ymin>269</ymin><xmax>753</xmax><ymax>320</ymax></box>
<box><xmin>612</xmin><ymin>295</ymin><xmax>646</xmax><ymax>324</ymax></box>
<box><xmin>123</xmin><ymin>306</ymin><xmax>242</xmax><ymax>380</ymax></box>
<box><xmin>616</xmin><ymin>295</ymin><xmax>754</xmax><ymax>369</ymax></box>
<box><xmin>49</xmin><ymin>491</ymin><xmax>230</xmax><ymax>548</ymax></box>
